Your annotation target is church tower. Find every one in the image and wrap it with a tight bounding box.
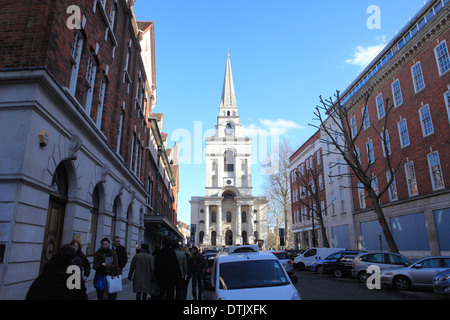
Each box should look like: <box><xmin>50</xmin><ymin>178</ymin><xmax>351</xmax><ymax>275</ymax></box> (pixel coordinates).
<box><xmin>190</xmin><ymin>53</ymin><xmax>268</xmax><ymax>248</ymax></box>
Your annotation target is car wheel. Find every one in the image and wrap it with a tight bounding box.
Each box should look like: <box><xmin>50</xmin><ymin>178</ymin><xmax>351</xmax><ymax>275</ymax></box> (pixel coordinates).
<box><xmin>316</xmin><ymin>265</ymin><xmax>324</xmax><ymax>274</ymax></box>
<box><xmin>334</xmin><ymin>268</ymin><xmax>343</xmax><ymax>278</ymax></box>
<box><xmin>394</xmin><ymin>276</ymin><xmax>411</xmax><ymax>291</ymax></box>
<box><xmin>358</xmin><ymin>271</ymin><xmax>369</xmax><ymax>283</ymax></box>
<box><xmin>295</xmin><ymin>263</ymin><xmax>305</xmax><ymax>271</ymax></box>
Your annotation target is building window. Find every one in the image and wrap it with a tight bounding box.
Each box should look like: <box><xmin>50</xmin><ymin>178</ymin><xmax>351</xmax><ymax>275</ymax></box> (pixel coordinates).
<box><xmin>109</xmin><ymin>3</ymin><xmax>117</xmax><ymax>32</ymax></box>
<box><xmin>224</xmin><ymin>150</ymin><xmax>234</xmax><ymax>172</ymax></box>
<box><xmin>331</xmin><ymin>193</ymin><xmax>336</xmax><ymax>215</ymax></box>
<box><xmin>83</xmin><ymin>54</ymin><xmax>97</xmax><ymax>116</ymax></box>
<box><xmin>226</xmin><ymin>211</ymin><xmax>232</xmax><ymax>223</ymax></box>
<box><xmin>340</xmin><ymin>188</ymin><xmax>345</xmax><ymax>213</ymax></box>
<box><xmin>366</xmin><ymin>140</ymin><xmax>375</xmax><ymax>164</ymax></box>
<box><xmin>319</xmin><ymin>175</ymin><xmax>323</xmax><ymax>190</ymax></box>
<box><xmin>328</xmin><ymin>164</ymin><xmax>333</xmax><ymax>182</ymax></box>
<box><xmin>382</xmin><ymin>129</ymin><xmax>391</xmax><ymax>157</ymax></box>
<box><xmin>386</xmin><ymin>170</ymin><xmax>398</xmax><ymax>202</ymax></box>
<box><xmin>371</xmin><ymin>175</ymin><xmax>379</xmax><ymax>196</ymax></box>
<box><xmin>445</xmin><ymin>91</ymin><xmax>450</xmax><ymax>124</ymax></box>
<box><xmin>427</xmin><ymin>151</ymin><xmax>445</xmax><ymax>190</ymax></box>
<box><xmin>434</xmin><ymin>40</ymin><xmax>450</xmax><ymax>76</ymax></box>
<box><xmin>376</xmin><ymin>94</ymin><xmax>385</xmax><ymax>119</ymax></box>
<box><xmin>350</xmin><ymin>116</ymin><xmax>357</xmax><ymax>138</ymax></box>
<box><xmin>362</xmin><ymin>106</ymin><xmax>370</xmax><ymax>130</ymax></box>
<box><xmin>242</xmin><ymin>211</ymin><xmax>247</xmax><ymax>223</ymax></box>
<box><xmin>96</xmin><ymin>75</ymin><xmax>107</xmax><ymax>129</ymax></box>
<box><xmin>391</xmin><ymin>79</ymin><xmax>403</xmax><ymax>108</ymax></box>
<box><xmin>116</xmin><ymin>105</ymin><xmax>125</xmax><ymax>154</ymax></box>
<box><xmin>67</xmin><ymin>31</ymin><xmax>84</xmax><ymax>95</ymax></box>
<box><xmin>357</xmin><ymin>183</ymin><xmax>366</xmax><ymax>209</ymax></box>
<box><xmin>419</xmin><ymin>105</ymin><xmax>434</xmax><ymax>137</ymax></box>
<box><xmin>411</xmin><ymin>62</ymin><xmax>425</xmax><ymax>93</ymax></box>
<box><xmin>211</xmin><ymin>211</ymin><xmax>217</xmax><ymax>223</ymax></box>
<box><xmin>405</xmin><ymin>160</ymin><xmax>418</xmax><ymax>196</ymax></box>
<box><xmin>398</xmin><ymin>118</ymin><xmax>410</xmax><ymax>148</ymax></box>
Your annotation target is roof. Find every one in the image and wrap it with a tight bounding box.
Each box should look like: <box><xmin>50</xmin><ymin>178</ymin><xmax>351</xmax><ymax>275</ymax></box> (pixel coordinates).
<box><xmin>217</xmin><ymin>251</ymin><xmax>279</xmax><ymax>264</ymax></box>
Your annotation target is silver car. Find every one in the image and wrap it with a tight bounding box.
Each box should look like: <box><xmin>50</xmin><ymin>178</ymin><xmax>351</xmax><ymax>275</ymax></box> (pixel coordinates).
<box><xmin>264</xmin><ymin>250</ymin><xmax>294</xmax><ymax>275</ymax></box>
<box><xmin>433</xmin><ymin>269</ymin><xmax>450</xmax><ymax>295</ymax></box>
<box><xmin>351</xmin><ymin>252</ymin><xmax>412</xmax><ymax>283</ymax></box>
<box><xmin>381</xmin><ymin>256</ymin><xmax>450</xmax><ymax>291</ymax></box>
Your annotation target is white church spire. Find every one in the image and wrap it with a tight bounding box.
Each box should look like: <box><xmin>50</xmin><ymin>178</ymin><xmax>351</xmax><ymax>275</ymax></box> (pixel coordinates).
<box><xmin>220</xmin><ymin>51</ymin><xmax>238</xmax><ymax>110</ymax></box>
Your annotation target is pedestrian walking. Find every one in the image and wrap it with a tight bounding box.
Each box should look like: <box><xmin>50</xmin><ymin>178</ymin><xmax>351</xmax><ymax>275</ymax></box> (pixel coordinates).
<box><xmin>93</xmin><ymin>237</ymin><xmax>119</xmax><ymax>300</ymax></box>
<box><xmin>112</xmin><ymin>236</ymin><xmax>128</xmax><ymax>273</ymax></box>
<box><xmin>26</xmin><ymin>244</ymin><xmax>88</xmax><ymax>300</ymax></box>
<box><xmin>172</xmin><ymin>240</ymin><xmax>187</xmax><ymax>300</ymax></box>
<box><xmin>182</xmin><ymin>246</ymin><xmax>192</xmax><ymax>300</ymax></box>
<box><xmin>154</xmin><ymin>238</ymin><xmax>181</xmax><ymax>300</ymax></box>
<box><xmin>70</xmin><ymin>239</ymin><xmax>90</xmax><ymax>280</ymax></box>
<box><xmin>128</xmin><ymin>243</ymin><xmax>156</xmax><ymax>300</ymax></box>
<box><xmin>189</xmin><ymin>246</ymin><xmax>206</xmax><ymax>300</ymax></box>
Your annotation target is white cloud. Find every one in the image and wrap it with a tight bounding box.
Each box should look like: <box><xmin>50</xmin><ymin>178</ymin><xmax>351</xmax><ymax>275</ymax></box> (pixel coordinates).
<box><xmin>242</xmin><ymin>118</ymin><xmax>304</xmax><ymax>137</ymax></box>
<box><xmin>346</xmin><ymin>42</ymin><xmax>387</xmax><ymax>70</ymax></box>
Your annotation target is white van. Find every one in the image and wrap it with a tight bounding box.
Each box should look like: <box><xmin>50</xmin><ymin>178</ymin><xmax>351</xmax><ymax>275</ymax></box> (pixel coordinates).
<box><xmin>294</xmin><ymin>247</ymin><xmax>346</xmax><ymax>271</ymax></box>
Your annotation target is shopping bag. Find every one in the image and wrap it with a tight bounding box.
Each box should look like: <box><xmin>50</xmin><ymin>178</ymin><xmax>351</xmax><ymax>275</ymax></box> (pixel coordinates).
<box><xmin>106</xmin><ymin>274</ymin><xmax>122</xmax><ymax>294</ymax></box>
<box><xmin>93</xmin><ymin>273</ymin><xmax>107</xmax><ymax>291</ymax></box>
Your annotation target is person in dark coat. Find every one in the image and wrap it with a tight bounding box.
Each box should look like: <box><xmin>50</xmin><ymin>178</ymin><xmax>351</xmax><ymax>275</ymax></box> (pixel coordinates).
<box><xmin>154</xmin><ymin>238</ymin><xmax>182</xmax><ymax>300</ymax></box>
<box><xmin>189</xmin><ymin>246</ymin><xmax>206</xmax><ymax>300</ymax></box>
<box><xmin>128</xmin><ymin>243</ymin><xmax>156</xmax><ymax>300</ymax></box>
<box><xmin>70</xmin><ymin>239</ymin><xmax>90</xmax><ymax>279</ymax></box>
<box><xmin>26</xmin><ymin>244</ymin><xmax>87</xmax><ymax>300</ymax></box>
<box><xmin>112</xmin><ymin>236</ymin><xmax>128</xmax><ymax>273</ymax></box>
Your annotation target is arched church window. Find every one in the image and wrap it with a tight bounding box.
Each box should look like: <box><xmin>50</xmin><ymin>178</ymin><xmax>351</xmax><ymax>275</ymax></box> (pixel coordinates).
<box><xmin>211</xmin><ymin>211</ymin><xmax>216</xmax><ymax>223</ymax></box>
<box><xmin>224</xmin><ymin>150</ymin><xmax>234</xmax><ymax>172</ymax></box>
<box><xmin>226</xmin><ymin>211</ymin><xmax>232</xmax><ymax>222</ymax></box>
<box><xmin>242</xmin><ymin>211</ymin><xmax>247</xmax><ymax>223</ymax></box>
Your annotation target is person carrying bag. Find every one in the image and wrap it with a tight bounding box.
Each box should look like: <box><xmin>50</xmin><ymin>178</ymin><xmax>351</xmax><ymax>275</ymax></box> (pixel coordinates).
<box><xmin>93</xmin><ymin>237</ymin><xmax>120</xmax><ymax>300</ymax></box>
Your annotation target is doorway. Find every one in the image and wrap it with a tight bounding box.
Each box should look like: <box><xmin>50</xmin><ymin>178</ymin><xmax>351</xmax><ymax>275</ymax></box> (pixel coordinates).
<box><xmin>225</xmin><ymin>230</ymin><xmax>233</xmax><ymax>245</ymax></box>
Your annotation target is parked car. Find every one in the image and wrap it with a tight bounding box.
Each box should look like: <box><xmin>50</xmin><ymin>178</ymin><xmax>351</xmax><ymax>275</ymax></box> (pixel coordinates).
<box><xmin>433</xmin><ymin>268</ymin><xmax>450</xmax><ymax>295</ymax></box>
<box><xmin>322</xmin><ymin>252</ymin><xmax>362</xmax><ymax>278</ymax></box>
<box><xmin>352</xmin><ymin>252</ymin><xmax>412</xmax><ymax>283</ymax></box>
<box><xmin>264</xmin><ymin>250</ymin><xmax>294</xmax><ymax>275</ymax></box>
<box><xmin>294</xmin><ymin>247</ymin><xmax>346</xmax><ymax>271</ymax></box>
<box><xmin>203</xmin><ymin>253</ymin><xmax>217</xmax><ymax>289</ymax></box>
<box><xmin>210</xmin><ymin>245</ymin><xmax>301</xmax><ymax>300</ymax></box>
<box><xmin>310</xmin><ymin>250</ymin><xmax>362</xmax><ymax>274</ymax></box>
<box><xmin>381</xmin><ymin>256</ymin><xmax>450</xmax><ymax>291</ymax></box>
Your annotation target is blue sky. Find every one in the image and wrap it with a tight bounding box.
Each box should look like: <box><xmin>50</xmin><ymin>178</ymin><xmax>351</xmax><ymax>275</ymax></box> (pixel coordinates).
<box><xmin>133</xmin><ymin>0</ymin><xmax>428</xmax><ymax>224</ymax></box>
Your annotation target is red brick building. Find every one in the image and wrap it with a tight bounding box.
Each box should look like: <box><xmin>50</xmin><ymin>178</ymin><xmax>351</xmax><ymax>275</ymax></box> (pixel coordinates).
<box><xmin>289</xmin><ymin>0</ymin><xmax>450</xmax><ymax>257</ymax></box>
<box><xmin>0</xmin><ymin>0</ymin><xmax>180</xmax><ymax>299</ymax></box>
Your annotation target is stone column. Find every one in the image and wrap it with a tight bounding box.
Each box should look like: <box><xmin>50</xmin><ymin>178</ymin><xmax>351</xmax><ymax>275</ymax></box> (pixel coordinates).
<box><xmin>236</xmin><ymin>204</ymin><xmax>242</xmax><ymax>245</ymax></box>
<box><xmin>217</xmin><ymin>204</ymin><xmax>223</xmax><ymax>245</ymax></box>
<box><xmin>204</xmin><ymin>205</ymin><xmax>210</xmax><ymax>246</ymax></box>
<box><xmin>249</xmin><ymin>203</ymin><xmax>254</xmax><ymax>244</ymax></box>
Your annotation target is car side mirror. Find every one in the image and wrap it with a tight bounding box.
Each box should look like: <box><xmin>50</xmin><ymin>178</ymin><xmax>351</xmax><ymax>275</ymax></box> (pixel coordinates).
<box><xmin>413</xmin><ymin>264</ymin><xmax>422</xmax><ymax>269</ymax></box>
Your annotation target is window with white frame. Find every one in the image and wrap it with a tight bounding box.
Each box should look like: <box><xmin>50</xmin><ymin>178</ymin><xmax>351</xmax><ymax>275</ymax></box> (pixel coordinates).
<box><xmin>331</xmin><ymin>193</ymin><xmax>336</xmax><ymax>215</ymax></box>
<box><xmin>366</xmin><ymin>140</ymin><xmax>375</xmax><ymax>164</ymax></box>
<box><xmin>362</xmin><ymin>106</ymin><xmax>370</xmax><ymax>129</ymax></box>
<box><xmin>82</xmin><ymin>54</ymin><xmax>97</xmax><ymax>116</ymax></box>
<box><xmin>350</xmin><ymin>116</ymin><xmax>357</xmax><ymax>138</ymax></box>
<box><xmin>357</xmin><ymin>183</ymin><xmax>365</xmax><ymax>209</ymax></box>
<box><xmin>329</xmin><ymin>164</ymin><xmax>333</xmax><ymax>182</ymax></box>
<box><xmin>321</xmin><ymin>201</ymin><xmax>325</xmax><ymax>216</ymax></box>
<box><xmin>337</xmin><ymin>158</ymin><xmax>342</xmax><ymax>176</ymax></box>
<box><xmin>356</xmin><ymin>147</ymin><xmax>361</xmax><ymax>164</ymax></box>
<box><xmin>116</xmin><ymin>105</ymin><xmax>125</xmax><ymax>154</ymax></box>
<box><xmin>404</xmin><ymin>160</ymin><xmax>418</xmax><ymax>196</ymax></box>
<box><xmin>319</xmin><ymin>175</ymin><xmax>323</xmax><ymax>190</ymax></box>
<box><xmin>317</xmin><ymin>150</ymin><xmax>321</xmax><ymax>165</ymax></box>
<box><xmin>445</xmin><ymin>91</ymin><xmax>450</xmax><ymax>124</ymax></box>
<box><xmin>411</xmin><ymin>62</ymin><xmax>425</xmax><ymax>93</ymax></box>
<box><xmin>382</xmin><ymin>129</ymin><xmax>391</xmax><ymax>157</ymax></box>
<box><xmin>434</xmin><ymin>40</ymin><xmax>450</xmax><ymax>76</ymax></box>
<box><xmin>67</xmin><ymin>31</ymin><xmax>84</xmax><ymax>95</ymax></box>
<box><xmin>109</xmin><ymin>3</ymin><xmax>117</xmax><ymax>32</ymax></box>
<box><xmin>376</xmin><ymin>93</ymin><xmax>385</xmax><ymax>119</ymax></box>
<box><xmin>398</xmin><ymin>118</ymin><xmax>410</xmax><ymax>148</ymax></box>
<box><xmin>371</xmin><ymin>175</ymin><xmax>379</xmax><ymax>196</ymax></box>
<box><xmin>419</xmin><ymin>104</ymin><xmax>434</xmax><ymax>137</ymax></box>
<box><xmin>96</xmin><ymin>75</ymin><xmax>107</xmax><ymax>129</ymax></box>
<box><xmin>391</xmin><ymin>79</ymin><xmax>403</xmax><ymax>108</ymax></box>
<box><xmin>340</xmin><ymin>188</ymin><xmax>345</xmax><ymax>213</ymax></box>
<box><xmin>386</xmin><ymin>170</ymin><xmax>398</xmax><ymax>202</ymax></box>
<box><xmin>427</xmin><ymin>151</ymin><xmax>445</xmax><ymax>190</ymax></box>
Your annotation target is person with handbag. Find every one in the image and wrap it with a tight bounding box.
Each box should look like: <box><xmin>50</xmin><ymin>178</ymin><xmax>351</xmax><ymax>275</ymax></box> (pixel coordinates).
<box><xmin>93</xmin><ymin>237</ymin><xmax>119</xmax><ymax>300</ymax></box>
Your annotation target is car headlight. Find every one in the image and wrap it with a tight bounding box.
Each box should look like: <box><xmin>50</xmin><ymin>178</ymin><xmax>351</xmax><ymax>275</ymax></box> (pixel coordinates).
<box><xmin>436</xmin><ymin>276</ymin><xmax>450</xmax><ymax>282</ymax></box>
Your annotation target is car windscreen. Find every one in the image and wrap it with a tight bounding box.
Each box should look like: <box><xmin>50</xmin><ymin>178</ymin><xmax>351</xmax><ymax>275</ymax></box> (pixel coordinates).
<box><xmin>219</xmin><ymin>260</ymin><xmax>289</xmax><ymax>290</ymax></box>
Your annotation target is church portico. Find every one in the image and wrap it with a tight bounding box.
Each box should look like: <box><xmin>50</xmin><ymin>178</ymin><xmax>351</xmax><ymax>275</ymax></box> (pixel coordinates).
<box><xmin>190</xmin><ymin>53</ymin><xmax>268</xmax><ymax>249</ymax></box>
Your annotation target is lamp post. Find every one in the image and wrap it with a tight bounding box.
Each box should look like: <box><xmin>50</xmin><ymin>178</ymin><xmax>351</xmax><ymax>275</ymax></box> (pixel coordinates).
<box><xmin>302</xmin><ymin>191</ymin><xmax>316</xmax><ymax>247</ymax></box>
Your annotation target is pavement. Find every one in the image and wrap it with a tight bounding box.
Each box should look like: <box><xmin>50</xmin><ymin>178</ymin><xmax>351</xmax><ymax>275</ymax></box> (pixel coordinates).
<box><xmin>88</xmin><ymin>278</ymin><xmax>206</xmax><ymax>300</ymax></box>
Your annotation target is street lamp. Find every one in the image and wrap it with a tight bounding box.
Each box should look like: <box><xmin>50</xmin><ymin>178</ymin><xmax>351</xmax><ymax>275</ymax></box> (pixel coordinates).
<box><xmin>302</xmin><ymin>190</ymin><xmax>316</xmax><ymax>247</ymax></box>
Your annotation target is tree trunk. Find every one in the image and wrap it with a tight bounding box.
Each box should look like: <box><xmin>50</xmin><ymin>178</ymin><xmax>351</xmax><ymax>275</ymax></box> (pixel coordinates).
<box><xmin>369</xmin><ymin>191</ymin><xmax>399</xmax><ymax>253</ymax></box>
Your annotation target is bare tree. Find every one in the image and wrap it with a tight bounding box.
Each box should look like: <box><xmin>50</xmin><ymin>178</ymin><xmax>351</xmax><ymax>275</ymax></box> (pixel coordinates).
<box><xmin>295</xmin><ymin>153</ymin><xmax>331</xmax><ymax>248</ymax></box>
<box><xmin>263</xmin><ymin>139</ymin><xmax>293</xmax><ymax>248</ymax></box>
<box><xmin>312</xmin><ymin>90</ymin><xmax>401</xmax><ymax>253</ymax></box>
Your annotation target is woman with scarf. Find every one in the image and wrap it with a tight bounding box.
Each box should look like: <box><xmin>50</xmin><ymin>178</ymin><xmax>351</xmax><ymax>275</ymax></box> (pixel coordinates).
<box><xmin>93</xmin><ymin>237</ymin><xmax>118</xmax><ymax>300</ymax></box>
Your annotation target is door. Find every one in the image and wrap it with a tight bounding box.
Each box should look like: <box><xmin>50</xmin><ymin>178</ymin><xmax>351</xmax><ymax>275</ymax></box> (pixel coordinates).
<box><xmin>225</xmin><ymin>230</ymin><xmax>233</xmax><ymax>245</ymax></box>
<box><xmin>412</xmin><ymin>258</ymin><xmax>444</xmax><ymax>286</ymax></box>
<box><xmin>40</xmin><ymin>198</ymin><xmax>66</xmax><ymax>270</ymax></box>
